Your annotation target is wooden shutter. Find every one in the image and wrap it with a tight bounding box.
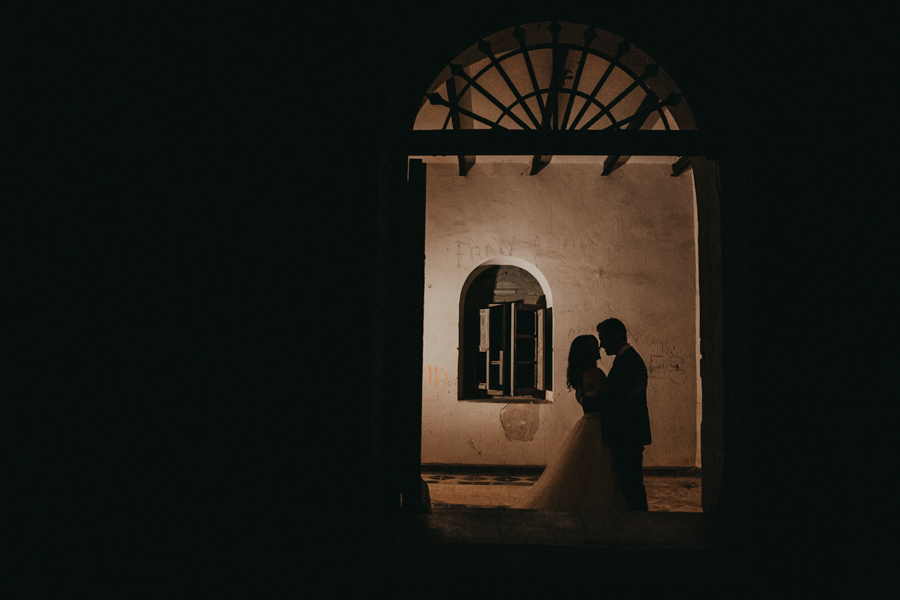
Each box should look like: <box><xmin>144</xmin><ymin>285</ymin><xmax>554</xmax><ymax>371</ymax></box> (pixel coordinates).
<box><xmin>480</xmin><ymin>305</ymin><xmax>505</xmax><ymax>395</ymax></box>
<box><xmin>479</xmin><ymin>308</ymin><xmax>490</xmax><ymax>353</ymax></box>
<box><xmin>509</xmin><ymin>302</ymin><xmax>517</xmax><ymax>394</ymax></box>
<box><xmin>511</xmin><ymin>303</ymin><xmax>540</xmax><ymax>396</ymax></box>
<box><xmin>535</xmin><ymin>308</ymin><xmax>545</xmax><ymax>391</ymax></box>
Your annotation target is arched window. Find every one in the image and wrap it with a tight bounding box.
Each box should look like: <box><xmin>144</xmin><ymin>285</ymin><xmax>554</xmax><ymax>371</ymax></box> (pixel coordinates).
<box><xmin>460</xmin><ymin>265</ymin><xmax>552</xmax><ymax>401</ymax></box>
<box><xmin>416</xmin><ymin>22</ymin><xmax>685</xmax><ymax>132</ymax></box>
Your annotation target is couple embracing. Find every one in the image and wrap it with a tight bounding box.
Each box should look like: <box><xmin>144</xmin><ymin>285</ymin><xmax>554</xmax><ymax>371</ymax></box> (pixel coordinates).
<box><xmin>513</xmin><ymin>318</ymin><xmax>650</xmax><ymax>513</ymax></box>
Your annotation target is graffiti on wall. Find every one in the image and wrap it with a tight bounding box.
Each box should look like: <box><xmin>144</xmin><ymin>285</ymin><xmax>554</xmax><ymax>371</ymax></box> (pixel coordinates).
<box><xmin>648</xmin><ymin>345</ymin><xmax>689</xmax><ymax>384</ymax></box>
<box><xmin>425</xmin><ymin>365</ymin><xmax>454</xmax><ymax>388</ymax></box>
<box><xmin>454</xmin><ymin>238</ymin><xmax>602</xmax><ymax>269</ymax></box>
<box><xmin>455</xmin><ymin>240</ymin><xmax>513</xmax><ymax>268</ymax></box>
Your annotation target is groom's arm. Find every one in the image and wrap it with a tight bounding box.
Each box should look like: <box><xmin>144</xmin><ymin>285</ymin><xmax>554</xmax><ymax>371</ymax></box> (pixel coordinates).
<box><xmin>606</xmin><ymin>354</ymin><xmax>648</xmax><ymax>410</ymax></box>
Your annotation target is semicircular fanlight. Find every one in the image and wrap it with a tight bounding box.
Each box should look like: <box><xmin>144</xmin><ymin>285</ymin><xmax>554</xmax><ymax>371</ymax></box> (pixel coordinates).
<box><xmin>414</xmin><ymin>21</ymin><xmax>693</xmax><ymax>133</ymax></box>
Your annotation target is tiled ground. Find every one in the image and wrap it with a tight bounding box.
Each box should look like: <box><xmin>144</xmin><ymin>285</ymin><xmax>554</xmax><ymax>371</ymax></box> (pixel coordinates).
<box><xmin>423</xmin><ymin>468</ymin><xmax>702</xmax><ymax>512</ymax></box>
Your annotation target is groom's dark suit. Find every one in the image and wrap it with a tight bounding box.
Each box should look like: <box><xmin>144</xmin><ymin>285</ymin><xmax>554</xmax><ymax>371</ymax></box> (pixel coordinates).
<box><xmin>583</xmin><ymin>345</ymin><xmax>651</xmax><ymax>510</ymax></box>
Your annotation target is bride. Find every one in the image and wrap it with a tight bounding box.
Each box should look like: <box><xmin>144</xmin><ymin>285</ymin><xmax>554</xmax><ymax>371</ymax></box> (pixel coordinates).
<box><xmin>512</xmin><ymin>334</ymin><xmax>627</xmax><ymax>512</ymax></box>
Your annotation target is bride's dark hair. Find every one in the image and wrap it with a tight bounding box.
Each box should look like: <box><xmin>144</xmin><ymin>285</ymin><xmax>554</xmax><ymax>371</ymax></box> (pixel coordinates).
<box><xmin>566</xmin><ymin>334</ymin><xmax>598</xmax><ymax>392</ymax></box>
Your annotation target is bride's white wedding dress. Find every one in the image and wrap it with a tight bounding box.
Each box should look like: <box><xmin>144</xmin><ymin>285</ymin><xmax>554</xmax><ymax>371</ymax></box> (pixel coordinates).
<box><xmin>512</xmin><ymin>411</ymin><xmax>628</xmax><ymax>513</ymax></box>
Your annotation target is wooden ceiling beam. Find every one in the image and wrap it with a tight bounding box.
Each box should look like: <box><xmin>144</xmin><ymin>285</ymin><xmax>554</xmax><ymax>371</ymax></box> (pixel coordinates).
<box><xmin>529</xmin><ymin>155</ymin><xmax>552</xmax><ymax>175</ymax></box>
<box><xmin>672</xmin><ymin>156</ymin><xmax>692</xmax><ymax>176</ymax></box>
<box><xmin>408</xmin><ymin>130</ymin><xmax>708</xmax><ymax>157</ymax></box>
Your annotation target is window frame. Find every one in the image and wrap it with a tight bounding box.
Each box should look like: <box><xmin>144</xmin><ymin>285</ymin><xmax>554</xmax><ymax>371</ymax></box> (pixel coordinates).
<box><xmin>461</xmin><ymin>265</ymin><xmax>552</xmax><ymax>403</ymax></box>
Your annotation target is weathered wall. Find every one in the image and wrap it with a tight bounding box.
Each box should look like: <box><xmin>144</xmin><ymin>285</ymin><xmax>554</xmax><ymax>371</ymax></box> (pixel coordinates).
<box><xmin>421</xmin><ymin>160</ymin><xmax>699</xmax><ymax>467</ymax></box>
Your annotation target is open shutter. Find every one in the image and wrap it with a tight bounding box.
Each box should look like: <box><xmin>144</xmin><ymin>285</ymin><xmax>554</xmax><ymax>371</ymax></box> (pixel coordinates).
<box><xmin>512</xmin><ymin>303</ymin><xmax>537</xmax><ymax>396</ymax></box>
<box><xmin>478</xmin><ymin>302</ymin><xmax>549</xmax><ymax>398</ymax></box>
<box><xmin>480</xmin><ymin>305</ymin><xmax>505</xmax><ymax>395</ymax></box>
<box><xmin>478</xmin><ymin>308</ymin><xmax>490</xmax><ymax>392</ymax></box>
<box><xmin>479</xmin><ymin>308</ymin><xmax>490</xmax><ymax>353</ymax></box>
<box><xmin>535</xmin><ymin>308</ymin><xmax>545</xmax><ymax>391</ymax></box>
<box><xmin>508</xmin><ymin>302</ymin><xmax>517</xmax><ymax>395</ymax></box>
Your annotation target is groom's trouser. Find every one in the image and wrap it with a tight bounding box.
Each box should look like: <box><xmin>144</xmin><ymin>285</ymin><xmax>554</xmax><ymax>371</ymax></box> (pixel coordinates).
<box><xmin>611</xmin><ymin>444</ymin><xmax>648</xmax><ymax>511</ymax></box>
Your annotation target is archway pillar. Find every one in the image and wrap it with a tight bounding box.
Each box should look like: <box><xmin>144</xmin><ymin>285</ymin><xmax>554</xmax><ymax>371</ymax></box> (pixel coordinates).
<box><xmin>693</xmin><ymin>156</ymin><xmax>725</xmax><ymax>514</ymax></box>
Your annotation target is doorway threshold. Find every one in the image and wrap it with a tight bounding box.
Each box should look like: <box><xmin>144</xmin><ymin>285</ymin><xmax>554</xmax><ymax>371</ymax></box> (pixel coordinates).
<box><xmin>377</xmin><ymin>507</ymin><xmax>733</xmax><ymax>592</ymax></box>
<box><xmin>399</xmin><ymin>506</ymin><xmax>721</xmax><ymax>549</ymax></box>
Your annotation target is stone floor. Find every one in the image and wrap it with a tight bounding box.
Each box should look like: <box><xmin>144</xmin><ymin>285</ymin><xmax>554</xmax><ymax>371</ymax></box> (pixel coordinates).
<box><xmin>422</xmin><ymin>467</ymin><xmax>702</xmax><ymax>512</ymax></box>
<box><xmin>359</xmin><ymin>468</ymin><xmax>882</xmax><ymax>597</ymax></box>
<box><xmin>380</xmin><ymin>469</ymin><xmax>724</xmax><ymax>595</ymax></box>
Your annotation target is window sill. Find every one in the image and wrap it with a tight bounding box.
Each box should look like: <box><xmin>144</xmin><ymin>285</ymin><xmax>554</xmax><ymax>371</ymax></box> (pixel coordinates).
<box><xmin>459</xmin><ymin>396</ymin><xmax>552</xmax><ymax>404</ymax></box>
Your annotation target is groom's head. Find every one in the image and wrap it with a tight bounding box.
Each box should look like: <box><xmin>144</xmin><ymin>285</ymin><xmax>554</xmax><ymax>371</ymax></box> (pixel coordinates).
<box><xmin>596</xmin><ymin>318</ymin><xmax>627</xmax><ymax>356</ymax></box>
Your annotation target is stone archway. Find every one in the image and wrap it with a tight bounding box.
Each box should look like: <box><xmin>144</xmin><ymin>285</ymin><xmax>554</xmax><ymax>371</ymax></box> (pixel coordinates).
<box><xmin>386</xmin><ymin>20</ymin><xmax>723</xmax><ymax>517</ymax></box>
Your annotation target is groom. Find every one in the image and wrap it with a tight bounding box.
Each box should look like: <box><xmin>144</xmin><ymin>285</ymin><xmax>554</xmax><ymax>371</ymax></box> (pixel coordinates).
<box><xmin>583</xmin><ymin>318</ymin><xmax>651</xmax><ymax>511</ymax></box>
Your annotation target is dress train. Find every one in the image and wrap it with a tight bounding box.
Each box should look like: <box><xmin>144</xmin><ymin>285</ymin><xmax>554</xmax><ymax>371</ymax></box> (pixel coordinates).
<box><xmin>512</xmin><ymin>413</ymin><xmax>627</xmax><ymax>513</ymax></box>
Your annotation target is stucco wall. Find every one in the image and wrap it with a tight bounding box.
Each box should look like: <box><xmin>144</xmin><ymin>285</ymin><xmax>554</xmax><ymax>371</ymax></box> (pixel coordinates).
<box><xmin>421</xmin><ymin>161</ymin><xmax>699</xmax><ymax>467</ymax></box>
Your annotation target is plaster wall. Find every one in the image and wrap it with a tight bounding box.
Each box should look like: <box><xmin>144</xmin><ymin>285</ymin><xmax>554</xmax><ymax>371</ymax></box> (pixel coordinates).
<box><xmin>421</xmin><ymin>161</ymin><xmax>699</xmax><ymax>467</ymax></box>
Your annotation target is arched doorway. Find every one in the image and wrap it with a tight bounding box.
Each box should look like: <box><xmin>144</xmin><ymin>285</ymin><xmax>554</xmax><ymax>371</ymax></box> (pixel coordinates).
<box><xmin>386</xmin><ymin>20</ymin><xmax>723</xmax><ymax>520</ymax></box>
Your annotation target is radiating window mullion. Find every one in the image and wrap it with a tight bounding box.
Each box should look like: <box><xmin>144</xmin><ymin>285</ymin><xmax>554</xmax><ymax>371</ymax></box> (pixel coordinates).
<box><xmin>513</xmin><ymin>26</ymin><xmax>546</xmax><ymax>117</ymax></box>
<box><xmin>612</xmin><ymin>93</ymin><xmax>681</xmax><ymax>130</ymax></box>
<box><xmin>449</xmin><ymin>64</ymin><xmax>532</xmax><ymax>130</ymax></box>
<box><xmin>579</xmin><ymin>80</ymin><xmax>641</xmax><ymax>130</ymax></box>
<box><xmin>580</xmin><ymin>65</ymin><xmax>660</xmax><ymax>130</ymax></box>
<box><xmin>426</xmin><ymin>92</ymin><xmax>506</xmax><ymax>129</ymax></box>
<box><xmin>569</xmin><ymin>40</ymin><xmax>630</xmax><ymax>130</ymax></box>
<box><xmin>560</xmin><ymin>27</ymin><xmax>595</xmax><ymax>130</ymax></box>
<box><xmin>476</xmin><ymin>41</ymin><xmax>542</xmax><ymax>129</ymax></box>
